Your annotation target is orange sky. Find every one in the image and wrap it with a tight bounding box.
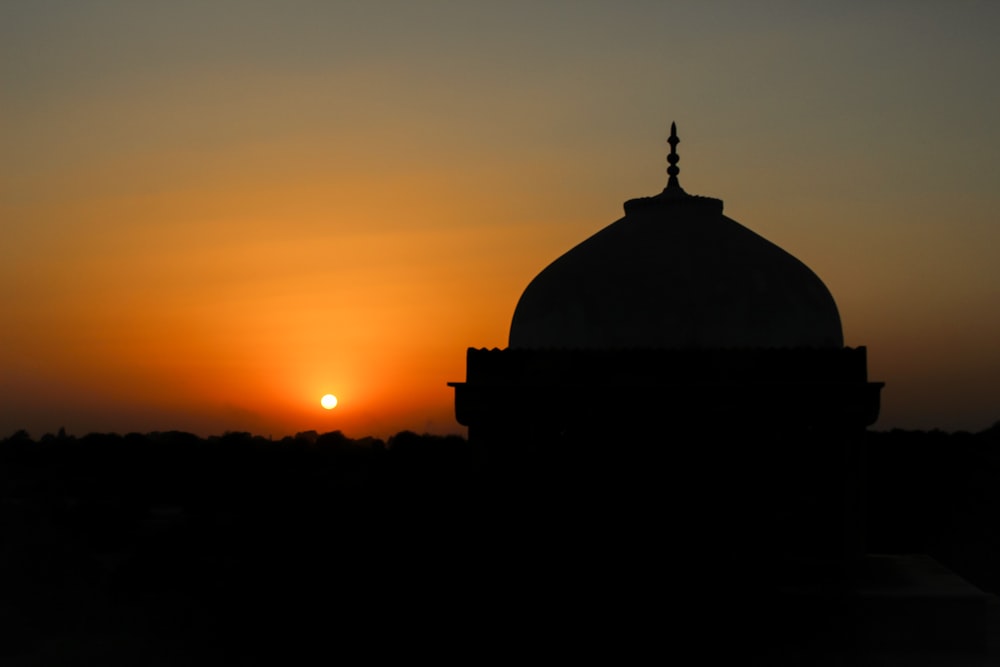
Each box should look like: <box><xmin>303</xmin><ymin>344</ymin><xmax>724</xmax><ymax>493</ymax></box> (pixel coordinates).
<box><xmin>3</xmin><ymin>2</ymin><xmax>999</xmax><ymax>438</ymax></box>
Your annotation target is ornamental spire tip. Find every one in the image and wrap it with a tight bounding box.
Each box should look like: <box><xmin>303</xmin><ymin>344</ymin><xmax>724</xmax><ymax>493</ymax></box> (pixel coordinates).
<box><xmin>665</xmin><ymin>121</ymin><xmax>683</xmax><ymax>192</ymax></box>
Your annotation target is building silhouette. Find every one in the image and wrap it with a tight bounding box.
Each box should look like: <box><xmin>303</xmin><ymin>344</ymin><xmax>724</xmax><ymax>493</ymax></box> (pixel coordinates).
<box><xmin>452</xmin><ymin>123</ymin><xmax>881</xmax><ymax>560</ymax></box>
<box><xmin>450</xmin><ymin>124</ymin><xmax>997</xmax><ymax>661</ymax></box>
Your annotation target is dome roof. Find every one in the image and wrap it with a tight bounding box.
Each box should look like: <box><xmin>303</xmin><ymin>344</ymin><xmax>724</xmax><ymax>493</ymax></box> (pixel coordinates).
<box><xmin>508</xmin><ymin>124</ymin><xmax>843</xmax><ymax>350</ymax></box>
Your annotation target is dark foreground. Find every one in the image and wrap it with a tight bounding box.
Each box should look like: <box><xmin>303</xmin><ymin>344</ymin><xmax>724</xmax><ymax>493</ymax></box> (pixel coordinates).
<box><xmin>2</xmin><ymin>425</ymin><xmax>1000</xmax><ymax>664</ymax></box>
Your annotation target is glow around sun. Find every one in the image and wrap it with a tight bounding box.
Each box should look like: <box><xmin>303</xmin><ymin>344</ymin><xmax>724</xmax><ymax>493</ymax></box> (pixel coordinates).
<box><xmin>320</xmin><ymin>394</ymin><xmax>338</xmax><ymax>410</ymax></box>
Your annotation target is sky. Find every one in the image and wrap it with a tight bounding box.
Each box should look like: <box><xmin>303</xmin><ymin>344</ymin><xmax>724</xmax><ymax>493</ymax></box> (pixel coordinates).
<box><xmin>2</xmin><ymin>1</ymin><xmax>999</xmax><ymax>439</ymax></box>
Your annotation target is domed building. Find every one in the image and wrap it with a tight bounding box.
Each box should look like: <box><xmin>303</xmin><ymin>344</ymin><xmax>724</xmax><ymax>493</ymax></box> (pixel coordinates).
<box><xmin>451</xmin><ymin>124</ymin><xmax>882</xmax><ymax>560</ymax></box>
<box><xmin>449</xmin><ymin>126</ymin><xmax>1000</xmax><ymax>661</ymax></box>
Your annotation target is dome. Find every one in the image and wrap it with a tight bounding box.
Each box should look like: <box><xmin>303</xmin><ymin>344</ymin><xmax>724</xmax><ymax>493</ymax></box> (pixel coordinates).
<box><xmin>509</xmin><ymin>124</ymin><xmax>843</xmax><ymax>350</ymax></box>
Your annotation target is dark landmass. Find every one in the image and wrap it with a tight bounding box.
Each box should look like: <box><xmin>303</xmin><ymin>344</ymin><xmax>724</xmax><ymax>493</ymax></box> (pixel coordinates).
<box><xmin>2</xmin><ymin>424</ymin><xmax>999</xmax><ymax>664</ymax></box>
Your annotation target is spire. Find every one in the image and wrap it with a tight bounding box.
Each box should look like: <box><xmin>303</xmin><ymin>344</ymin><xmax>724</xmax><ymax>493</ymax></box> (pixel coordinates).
<box><xmin>665</xmin><ymin>121</ymin><xmax>684</xmax><ymax>192</ymax></box>
<box><xmin>624</xmin><ymin>121</ymin><xmax>722</xmax><ymax>214</ymax></box>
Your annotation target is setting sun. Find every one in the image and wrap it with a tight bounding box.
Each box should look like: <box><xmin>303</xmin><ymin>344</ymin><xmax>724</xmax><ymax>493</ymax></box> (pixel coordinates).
<box><xmin>320</xmin><ymin>394</ymin><xmax>338</xmax><ymax>410</ymax></box>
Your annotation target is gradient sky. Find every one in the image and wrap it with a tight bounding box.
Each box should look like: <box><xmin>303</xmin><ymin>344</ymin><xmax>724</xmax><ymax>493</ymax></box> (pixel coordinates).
<box><xmin>3</xmin><ymin>1</ymin><xmax>999</xmax><ymax>438</ymax></box>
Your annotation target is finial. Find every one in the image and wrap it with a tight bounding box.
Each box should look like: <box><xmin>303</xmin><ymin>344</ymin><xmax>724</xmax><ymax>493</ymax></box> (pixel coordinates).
<box><xmin>665</xmin><ymin>121</ymin><xmax>682</xmax><ymax>191</ymax></box>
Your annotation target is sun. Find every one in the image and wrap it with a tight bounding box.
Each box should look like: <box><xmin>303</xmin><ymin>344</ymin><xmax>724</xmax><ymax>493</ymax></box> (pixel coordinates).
<box><xmin>320</xmin><ymin>394</ymin><xmax>338</xmax><ymax>410</ymax></box>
